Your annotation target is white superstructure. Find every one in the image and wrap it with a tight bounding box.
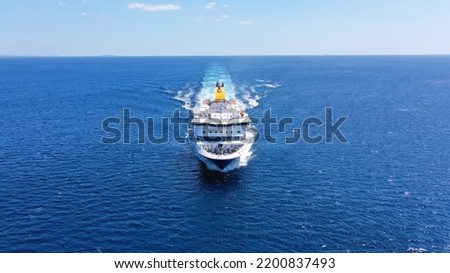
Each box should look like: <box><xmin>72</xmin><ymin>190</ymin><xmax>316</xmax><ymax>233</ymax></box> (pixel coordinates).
<box><xmin>191</xmin><ymin>82</ymin><xmax>255</xmax><ymax>171</ymax></box>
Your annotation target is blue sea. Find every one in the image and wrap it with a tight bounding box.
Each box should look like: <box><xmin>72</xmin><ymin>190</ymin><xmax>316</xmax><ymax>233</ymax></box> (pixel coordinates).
<box><xmin>1</xmin><ymin>56</ymin><xmax>449</xmax><ymax>253</ymax></box>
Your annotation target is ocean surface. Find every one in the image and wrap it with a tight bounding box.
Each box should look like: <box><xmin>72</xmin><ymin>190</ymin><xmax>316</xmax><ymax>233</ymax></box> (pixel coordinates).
<box><xmin>1</xmin><ymin>56</ymin><xmax>449</xmax><ymax>253</ymax></box>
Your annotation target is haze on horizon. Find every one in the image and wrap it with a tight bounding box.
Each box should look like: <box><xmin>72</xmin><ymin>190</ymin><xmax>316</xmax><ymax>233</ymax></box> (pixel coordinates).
<box><xmin>1</xmin><ymin>0</ymin><xmax>450</xmax><ymax>56</ymax></box>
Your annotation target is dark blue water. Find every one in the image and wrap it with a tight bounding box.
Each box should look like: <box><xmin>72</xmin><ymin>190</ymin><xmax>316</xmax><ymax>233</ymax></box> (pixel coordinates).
<box><xmin>1</xmin><ymin>56</ymin><xmax>449</xmax><ymax>253</ymax></box>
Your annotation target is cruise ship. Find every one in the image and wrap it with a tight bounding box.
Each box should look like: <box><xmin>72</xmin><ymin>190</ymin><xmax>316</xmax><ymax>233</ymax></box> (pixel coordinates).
<box><xmin>191</xmin><ymin>82</ymin><xmax>255</xmax><ymax>171</ymax></box>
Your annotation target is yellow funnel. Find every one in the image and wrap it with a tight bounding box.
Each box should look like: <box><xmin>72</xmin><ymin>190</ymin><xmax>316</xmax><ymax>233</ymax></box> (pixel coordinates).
<box><xmin>215</xmin><ymin>86</ymin><xmax>226</xmax><ymax>101</ymax></box>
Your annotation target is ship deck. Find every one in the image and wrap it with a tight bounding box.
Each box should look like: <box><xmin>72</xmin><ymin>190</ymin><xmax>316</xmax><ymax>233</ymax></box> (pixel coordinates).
<box><xmin>192</xmin><ymin>101</ymin><xmax>251</xmax><ymax>125</ymax></box>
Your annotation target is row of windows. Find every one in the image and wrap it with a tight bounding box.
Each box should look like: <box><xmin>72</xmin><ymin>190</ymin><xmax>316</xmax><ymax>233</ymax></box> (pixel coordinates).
<box><xmin>196</xmin><ymin>137</ymin><xmax>242</xmax><ymax>142</ymax></box>
<box><xmin>195</xmin><ymin>123</ymin><xmax>250</xmax><ymax>127</ymax></box>
<box><xmin>203</xmin><ymin>130</ymin><xmax>241</xmax><ymax>134</ymax></box>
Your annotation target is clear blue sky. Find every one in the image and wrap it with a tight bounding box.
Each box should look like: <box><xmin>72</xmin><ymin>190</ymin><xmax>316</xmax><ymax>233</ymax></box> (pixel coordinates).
<box><xmin>1</xmin><ymin>0</ymin><xmax>450</xmax><ymax>56</ymax></box>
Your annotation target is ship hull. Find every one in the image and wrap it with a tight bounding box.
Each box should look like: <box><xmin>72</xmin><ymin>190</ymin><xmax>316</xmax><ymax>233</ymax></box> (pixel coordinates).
<box><xmin>208</xmin><ymin>157</ymin><xmax>239</xmax><ymax>171</ymax></box>
<box><xmin>193</xmin><ymin>143</ymin><xmax>241</xmax><ymax>171</ymax></box>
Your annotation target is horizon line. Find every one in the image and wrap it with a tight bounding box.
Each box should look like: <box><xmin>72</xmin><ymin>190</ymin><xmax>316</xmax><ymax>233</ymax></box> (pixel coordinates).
<box><xmin>1</xmin><ymin>54</ymin><xmax>450</xmax><ymax>58</ymax></box>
